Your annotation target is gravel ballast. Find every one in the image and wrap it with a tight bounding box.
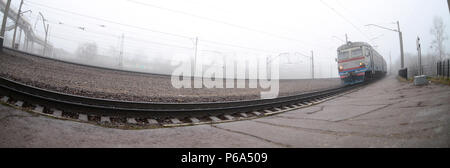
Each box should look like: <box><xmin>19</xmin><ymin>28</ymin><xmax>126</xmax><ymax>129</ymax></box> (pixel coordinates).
<box><xmin>0</xmin><ymin>51</ymin><xmax>342</xmax><ymax>103</ymax></box>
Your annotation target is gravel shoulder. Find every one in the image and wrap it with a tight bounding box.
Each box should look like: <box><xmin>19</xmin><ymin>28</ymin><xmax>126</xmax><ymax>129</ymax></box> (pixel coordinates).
<box><xmin>0</xmin><ymin>51</ymin><xmax>341</xmax><ymax>103</ymax></box>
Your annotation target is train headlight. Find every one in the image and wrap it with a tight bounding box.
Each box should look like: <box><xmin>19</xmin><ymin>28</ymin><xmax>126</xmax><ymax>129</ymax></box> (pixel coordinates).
<box><xmin>360</xmin><ymin>62</ymin><xmax>365</xmax><ymax>67</ymax></box>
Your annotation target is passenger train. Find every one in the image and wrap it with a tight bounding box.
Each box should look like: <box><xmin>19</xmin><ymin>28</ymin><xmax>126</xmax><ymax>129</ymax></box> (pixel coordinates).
<box><xmin>337</xmin><ymin>41</ymin><xmax>387</xmax><ymax>85</ymax></box>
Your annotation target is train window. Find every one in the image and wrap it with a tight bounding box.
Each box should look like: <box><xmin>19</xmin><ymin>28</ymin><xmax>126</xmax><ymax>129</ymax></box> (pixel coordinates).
<box><xmin>351</xmin><ymin>48</ymin><xmax>363</xmax><ymax>57</ymax></box>
<box><xmin>339</xmin><ymin>51</ymin><xmax>349</xmax><ymax>59</ymax></box>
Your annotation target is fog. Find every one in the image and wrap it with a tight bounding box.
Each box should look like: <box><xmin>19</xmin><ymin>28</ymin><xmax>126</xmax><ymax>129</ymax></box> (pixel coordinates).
<box><xmin>1</xmin><ymin>0</ymin><xmax>449</xmax><ymax>79</ymax></box>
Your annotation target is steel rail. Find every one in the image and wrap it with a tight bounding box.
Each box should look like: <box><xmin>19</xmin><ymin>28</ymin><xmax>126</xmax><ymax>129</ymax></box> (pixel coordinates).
<box><xmin>0</xmin><ymin>48</ymin><xmax>367</xmax><ymax>119</ymax></box>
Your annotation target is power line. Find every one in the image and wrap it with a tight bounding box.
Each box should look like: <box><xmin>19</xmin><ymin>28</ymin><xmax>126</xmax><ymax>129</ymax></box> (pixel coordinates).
<box><xmin>319</xmin><ymin>0</ymin><xmax>372</xmax><ymax>42</ymax></box>
<box><xmin>126</xmin><ymin>0</ymin><xmax>320</xmax><ymax>50</ymax></box>
<box><xmin>24</xmin><ymin>1</ymin><xmax>304</xmax><ymax>56</ymax></box>
<box><xmin>40</xmin><ymin>32</ymin><xmax>177</xmax><ymax>59</ymax></box>
<box><xmin>28</xmin><ymin>14</ymin><xmax>195</xmax><ymax>50</ymax></box>
<box><xmin>26</xmin><ymin>12</ymin><xmax>194</xmax><ymax>48</ymax></box>
<box><xmin>24</xmin><ymin>1</ymin><xmax>193</xmax><ymax>39</ymax></box>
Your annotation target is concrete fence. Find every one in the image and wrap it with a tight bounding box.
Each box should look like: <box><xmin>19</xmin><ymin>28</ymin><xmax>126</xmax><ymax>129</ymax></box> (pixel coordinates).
<box><xmin>437</xmin><ymin>59</ymin><xmax>450</xmax><ymax>79</ymax></box>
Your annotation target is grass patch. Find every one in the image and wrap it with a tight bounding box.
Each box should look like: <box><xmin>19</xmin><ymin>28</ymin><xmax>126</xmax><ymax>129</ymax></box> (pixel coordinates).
<box><xmin>397</xmin><ymin>76</ymin><xmax>411</xmax><ymax>83</ymax></box>
<box><xmin>429</xmin><ymin>77</ymin><xmax>450</xmax><ymax>86</ymax></box>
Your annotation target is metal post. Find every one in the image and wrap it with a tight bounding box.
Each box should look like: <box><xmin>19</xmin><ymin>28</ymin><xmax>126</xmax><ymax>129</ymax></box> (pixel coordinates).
<box><xmin>0</xmin><ymin>0</ymin><xmax>12</xmax><ymax>52</ymax></box>
<box><xmin>12</xmin><ymin>0</ymin><xmax>24</xmax><ymax>49</ymax></box>
<box><xmin>345</xmin><ymin>34</ymin><xmax>348</xmax><ymax>43</ymax></box>
<box><xmin>119</xmin><ymin>33</ymin><xmax>124</xmax><ymax>67</ymax></box>
<box><xmin>416</xmin><ymin>36</ymin><xmax>422</xmax><ymax>75</ymax></box>
<box><xmin>17</xmin><ymin>27</ymin><xmax>22</xmax><ymax>49</ymax></box>
<box><xmin>436</xmin><ymin>61</ymin><xmax>440</xmax><ymax>77</ymax></box>
<box><xmin>43</xmin><ymin>24</ymin><xmax>48</xmax><ymax>56</ymax></box>
<box><xmin>397</xmin><ymin>21</ymin><xmax>405</xmax><ymax>69</ymax></box>
<box><xmin>311</xmin><ymin>50</ymin><xmax>314</xmax><ymax>79</ymax></box>
<box><xmin>447</xmin><ymin>60</ymin><xmax>450</xmax><ymax>79</ymax></box>
<box><xmin>193</xmin><ymin>37</ymin><xmax>198</xmax><ymax>77</ymax></box>
<box><xmin>389</xmin><ymin>51</ymin><xmax>392</xmax><ymax>75</ymax></box>
<box><xmin>442</xmin><ymin>60</ymin><xmax>445</xmax><ymax>78</ymax></box>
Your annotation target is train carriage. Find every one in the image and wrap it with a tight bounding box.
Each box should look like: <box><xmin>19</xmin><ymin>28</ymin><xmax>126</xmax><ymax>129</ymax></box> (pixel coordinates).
<box><xmin>337</xmin><ymin>41</ymin><xmax>387</xmax><ymax>85</ymax></box>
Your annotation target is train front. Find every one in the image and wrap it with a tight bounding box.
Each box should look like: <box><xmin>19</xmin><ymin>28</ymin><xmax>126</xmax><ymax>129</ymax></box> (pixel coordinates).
<box><xmin>337</xmin><ymin>42</ymin><xmax>367</xmax><ymax>85</ymax></box>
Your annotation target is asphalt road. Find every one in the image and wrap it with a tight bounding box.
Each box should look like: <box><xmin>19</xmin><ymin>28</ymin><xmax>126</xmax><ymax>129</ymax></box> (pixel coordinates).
<box><xmin>0</xmin><ymin>75</ymin><xmax>448</xmax><ymax>147</ymax></box>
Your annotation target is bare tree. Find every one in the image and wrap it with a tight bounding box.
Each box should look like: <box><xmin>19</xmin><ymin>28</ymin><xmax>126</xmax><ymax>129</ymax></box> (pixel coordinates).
<box><xmin>430</xmin><ymin>16</ymin><xmax>448</xmax><ymax>61</ymax></box>
<box><xmin>76</xmin><ymin>42</ymin><xmax>98</xmax><ymax>61</ymax></box>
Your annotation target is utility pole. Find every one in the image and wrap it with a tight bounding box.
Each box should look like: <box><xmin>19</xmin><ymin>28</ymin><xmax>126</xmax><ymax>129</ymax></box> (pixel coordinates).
<box><xmin>38</xmin><ymin>12</ymin><xmax>49</xmax><ymax>56</ymax></box>
<box><xmin>389</xmin><ymin>51</ymin><xmax>392</xmax><ymax>75</ymax></box>
<box><xmin>43</xmin><ymin>23</ymin><xmax>48</xmax><ymax>56</ymax></box>
<box><xmin>416</xmin><ymin>36</ymin><xmax>422</xmax><ymax>75</ymax></box>
<box><xmin>119</xmin><ymin>33</ymin><xmax>124</xmax><ymax>68</ymax></box>
<box><xmin>397</xmin><ymin>21</ymin><xmax>405</xmax><ymax>69</ymax></box>
<box><xmin>365</xmin><ymin>21</ymin><xmax>405</xmax><ymax>69</ymax></box>
<box><xmin>0</xmin><ymin>0</ymin><xmax>12</xmax><ymax>52</ymax></box>
<box><xmin>345</xmin><ymin>34</ymin><xmax>348</xmax><ymax>43</ymax></box>
<box><xmin>193</xmin><ymin>37</ymin><xmax>198</xmax><ymax>77</ymax></box>
<box><xmin>12</xmin><ymin>0</ymin><xmax>23</xmax><ymax>49</ymax></box>
<box><xmin>311</xmin><ymin>50</ymin><xmax>314</xmax><ymax>79</ymax></box>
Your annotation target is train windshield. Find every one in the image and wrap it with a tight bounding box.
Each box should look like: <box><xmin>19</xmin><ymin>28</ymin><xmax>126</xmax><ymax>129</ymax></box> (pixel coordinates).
<box><xmin>338</xmin><ymin>51</ymin><xmax>350</xmax><ymax>60</ymax></box>
<box><xmin>352</xmin><ymin>48</ymin><xmax>363</xmax><ymax>57</ymax></box>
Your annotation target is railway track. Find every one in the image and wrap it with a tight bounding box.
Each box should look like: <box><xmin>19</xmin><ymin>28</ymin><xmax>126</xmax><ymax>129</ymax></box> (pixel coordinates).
<box><xmin>0</xmin><ymin>48</ymin><xmax>373</xmax><ymax>128</ymax></box>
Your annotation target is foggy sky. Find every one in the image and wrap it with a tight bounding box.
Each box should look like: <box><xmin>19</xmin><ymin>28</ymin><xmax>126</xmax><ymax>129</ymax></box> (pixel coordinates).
<box><xmin>2</xmin><ymin>0</ymin><xmax>449</xmax><ymax>79</ymax></box>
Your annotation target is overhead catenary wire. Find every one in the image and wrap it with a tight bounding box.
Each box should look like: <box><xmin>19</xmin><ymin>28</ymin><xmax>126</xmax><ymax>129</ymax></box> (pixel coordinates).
<box><xmin>23</xmin><ymin>1</ymin><xmax>288</xmax><ymax>55</ymax></box>
<box><xmin>126</xmin><ymin>0</ymin><xmax>323</xmax><ymax>50</ymax></box>
<box><xmin>23</xmin><ymin>1</ymin><xmax>193</xmax><ymax>39</ymax></box>
<box><xmin>319</xmin><ymin>0</ymin><xmax>373</xmax><ymax>43</ymax></box>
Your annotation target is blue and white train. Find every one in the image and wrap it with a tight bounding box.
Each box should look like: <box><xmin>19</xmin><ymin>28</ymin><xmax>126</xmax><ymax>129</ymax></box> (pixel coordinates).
<box><xmin>337</xmin><ymin>41</ymin><xmax>387</xmax><ymax>85</ymax></box>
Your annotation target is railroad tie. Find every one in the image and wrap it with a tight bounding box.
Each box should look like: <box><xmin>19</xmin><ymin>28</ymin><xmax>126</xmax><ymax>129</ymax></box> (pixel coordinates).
<box><xmin>147</xmin><ymin>119</ymin><xmax>159</xmax><ymax>125</ymax></box>
<box><xmin>170</xmin><ymin>118</ymin><xmax>181</xmax><ymax>124</ymax></box>
<box><xmin>32</xmin><ymin>105</ymin><xmax>44</xmax><ymax>113</ymax></box>
<box><xmin>252</xmin><ymin>111</ymin><xmax>262</xmax><ymax>116</ymax></box>
<box><xmin>209</xmin><ymin>116</ymin><xmax>221</xmax><ymax>122</ymax></box>
<box><xmin>127</xmin><ymin>118</ymin><xmax>138</xmax><ymax>124</ymax></box>
<box><xmin>223</xmin><ymin>115</ymin><xmax>234</xmax><ymax>120</ymax></box>
<box><xmin>14</xmin><ymin>101</ymin><xmax>24</xmax><ymax>107</ymax></box>
<box><xmin>52</xmin><ymin>109</ymin><xmax>62</xmax><ymax>117</ymax></box>
<box><xmin>0</xmin><ymin>96</ymin><xmax>9</xmax><ymax>103</ymax></box>
<box><xmin>189</xmin><ymin>117</ymin><xmax>200</xmax><ymax>123</ymax></box>
<box><xmin>264</xmin><ymin>109</ymin><xmax>273</xmax><ymax>113</ymax></box>
<box><xmin>239</xmin><ymin>113</ymin><xmax>248</xmax><ymax>118</ymax></box>
<box><xmin>78</xmin><ymin>114</ymin><xmax>88</xmax><ymax>121</ymax></box>
<box><xmin>100</xmin><ymin>116</ymin><xmax>111</xmax><ymax>123</ymax></box>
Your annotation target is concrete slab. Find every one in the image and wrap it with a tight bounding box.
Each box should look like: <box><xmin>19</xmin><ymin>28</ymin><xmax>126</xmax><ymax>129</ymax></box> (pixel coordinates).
<box><xmin>414</xmin><ymin>75</ymin><xmax>428</xmax><ymax>86</ymax></box>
